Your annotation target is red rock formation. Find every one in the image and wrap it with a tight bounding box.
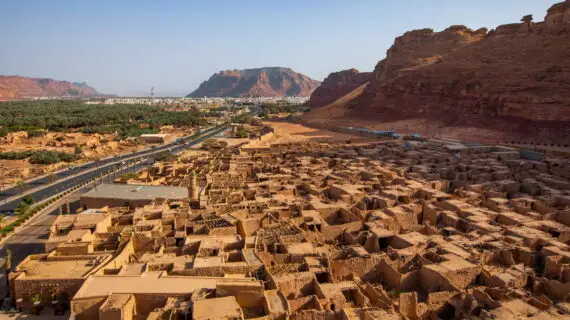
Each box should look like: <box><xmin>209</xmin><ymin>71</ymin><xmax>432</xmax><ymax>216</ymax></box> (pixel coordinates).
<box><xmin>187</xmin><ymin>67</ymin><xmax>320</xmax><ymax>98</ymax></box>
<box><xmin>306</xmin><ymin>1</ymin><xmax>570</xmax><ymax>144</ymax></box>
<box><xmin>308</xmin><ymin>69</ymin><xmax>371</xmax><ymax>107</ymax></box>
<box><xmin>0</xmin><ymin>76</ymin><xmax>103</xmax><ymax>100</ymax></box>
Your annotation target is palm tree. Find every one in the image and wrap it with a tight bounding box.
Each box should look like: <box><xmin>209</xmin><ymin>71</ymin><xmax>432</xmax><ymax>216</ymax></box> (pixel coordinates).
<box><xmin>16</xmin><ymin>180</ymin><xmax>27</xmax><ymax>195</ymax></box>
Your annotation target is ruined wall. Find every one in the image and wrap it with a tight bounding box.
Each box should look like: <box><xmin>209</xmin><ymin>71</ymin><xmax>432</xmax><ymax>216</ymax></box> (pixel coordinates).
<box><xmin>14</xmin><ymin>276</ymin><xmax>85</xmax><ymax>310</ymax></box>
<box><xmin>71</xmin><ymin>296</ymin><xmax>108</xmax><ymax>320</ymax></box>
<box><xmin>321</xmin><ymin>221</ymin><xmax>363</xmax><ymax>241</ymax></box>
<box><xmin>271</xmin><ymin>272</ymin><xmax>317</xmax><ymax>299</ymax></box>
<box><xmin>329</xmin><ymin>255</ymin><xmax>383</xmax><ymax>282</ymax></box>
<box><xmin>374</xmin><ymin>259</ymin><xmax>403</xmax><ymax>290</ymax></box>
<box><xmin>418</xmin><ymin>266</ymin><xmax>460</xmax><ymax>293</ymax></box>
<box><xmin>289</xmin><ymin>295</ymin><xmax>323</xmax><ymax>313</ymax></box>
<box><xmin>55</xmin><ymin>242</ymin><xmax>93</xmax><ymax>256</ymax></box>
<box><xmin>216</xmin><ymin>282</ymin><xmax>265</xmax><ymax>308</ymax></box>
<box><xmin>99</xmin><ymin>295</ymin><xmax>136</xmax><ymax>320</ymax></box>
<box><xmin>290</xmin><ymin>310</ymin><xmax>343</xmax><ymax>320</ymax></box>
<box><xmin>133</xmin><ymin>233</ymin><xmax>156</xmax><ymax>252</ymax></box>
<box><xmin>134</xmin><ymin>294</ymin><xmax>170</xmax><ymax>316</ymax></box>
<box><xmin>237</xmin><ymin>218</ymin><xmax>261</xmax><ymax>237</ymax></box>
<box><xmin>98</xmin><ymin>239</ymin><xmax>135</xmax><ymax>274</ymax></box>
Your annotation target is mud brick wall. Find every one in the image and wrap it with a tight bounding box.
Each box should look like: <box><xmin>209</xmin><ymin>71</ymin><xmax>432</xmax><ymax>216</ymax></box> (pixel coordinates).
<box><xmin>15</xmin><ymin>277</ymin><xmax>85</xmax><ymax>310</ymax></box>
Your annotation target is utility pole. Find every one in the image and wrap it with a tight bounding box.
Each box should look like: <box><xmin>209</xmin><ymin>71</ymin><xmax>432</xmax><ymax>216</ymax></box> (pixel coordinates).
<box><xmin>0</xmin><ymin>184</ymin><xmax>4</xmax><ymax>212</ymax></box>
<box><xmin>5</xmin><ymin>249</ymin><xmax>12</xmax><ymax>291</ymax></box>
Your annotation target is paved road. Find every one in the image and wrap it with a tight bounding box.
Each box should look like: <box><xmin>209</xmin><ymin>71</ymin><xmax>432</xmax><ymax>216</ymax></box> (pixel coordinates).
<box><xmin>0</xmin><ymin>187</ymin><xmax>88</xmax><ymax>297</ymax></box>
<box><xmin>0</xmin><ymin>124</ymin><xmax>231</xmax><ymax>297</ymax></box>
<box><xmin>0</xmin><ymin>125</ymin><xmax>227</xmax><ymax>213</ymax></box>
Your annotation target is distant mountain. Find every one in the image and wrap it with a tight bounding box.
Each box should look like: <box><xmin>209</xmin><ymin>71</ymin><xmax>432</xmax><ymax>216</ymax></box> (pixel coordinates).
<box><xmin>187</xmin><ymin>67</ymin><xmax>320</xmax><ymax>98</ymax></box>
<box><xmin>0</xmin><ymin>76</ymin><xmax>105</xmax><ymax>100</ymax></box>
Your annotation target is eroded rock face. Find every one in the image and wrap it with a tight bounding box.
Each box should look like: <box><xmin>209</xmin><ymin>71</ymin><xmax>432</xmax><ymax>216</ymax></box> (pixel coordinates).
<box><xmin>0</xmin><ymin>76</ymin><xmax>103</xmax><ymax>100</ymax></box>
<box><xmin>545</xmin><ymin>0</ymin><xmax>570</xmax><ymax>31</ymax></box>
<box><xmin>375</xmin><ymin>26</ymin><xmax>487</xmax><ymax>83</ymax></box>
<box><xmin>187</xmin><ymin>67</ymin><xmax>320</xmax><ymax>98</ymax></box>
<box><xmin>308</xmin><ymin>69</ymin><xmax>371</xmax><ymax>107</ymax></box>
<box><xmin>342</xmin><ymin>0</ymin><xmax>570</xmax><ymax>141</ymax></box>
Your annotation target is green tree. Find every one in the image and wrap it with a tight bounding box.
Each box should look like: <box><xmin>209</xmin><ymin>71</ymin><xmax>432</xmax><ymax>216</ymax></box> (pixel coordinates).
<box><xmin>16</xmin><ymin>180</ymin><xmax>27</xmax><ymax>195</ymax></box>
<box><xmin>237</xmin><ymin>127</ymin><xmax>249</xmax><ymax>138</ymax></box>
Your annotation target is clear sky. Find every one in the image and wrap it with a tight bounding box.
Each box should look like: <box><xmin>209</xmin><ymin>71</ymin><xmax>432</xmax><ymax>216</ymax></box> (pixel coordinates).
<box><xmin>0</xmin><ymin>0</ymin><xmax>554</xmax><ymax>96</ymax></box>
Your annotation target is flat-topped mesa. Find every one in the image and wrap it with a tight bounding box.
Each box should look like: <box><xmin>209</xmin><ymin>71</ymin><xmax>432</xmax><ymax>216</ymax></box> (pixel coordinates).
<box><xmin>358</xmin><ymin>2</ymin><xmax>570</xmax><ymax>124</ymax></box>
<box><xmin>376</xmin><ymin>25</ymin><xmax>487</xmax><ymax>82</ymax></box>
<box><xmin>187</xmin><ymin>67</ymin><xmax>320</xmax><ymax>98</ymax></box>
<box><xmin>307</xmin><ymin>69</ymin><xmax>371</xmax><ymax>107</ymax></box>
<box><xmin>0</xmin><ymin>76</ymin><xmax>104</xmax><ymax>100</ymax></box>
<box><xmin>303</xmin><ymin>0</ymin><xmax>570</xmax><ymax>143</ymax></box>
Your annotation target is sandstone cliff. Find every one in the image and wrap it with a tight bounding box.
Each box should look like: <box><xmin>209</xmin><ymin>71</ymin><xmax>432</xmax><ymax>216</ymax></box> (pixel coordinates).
<box><xmin>308</xmin><ymin>69</ymin><xmax>371</xmax><ymax>107</ymax></box>
<box><xmin>305</xmin><ymin>1</ymin><xmax>570</xmax><ymax>143</ymax></box>
<box><xmin>0</xmin><ymin>76</ymin><xmax>103</xmax><ymax>100</ymax></box>
<box><xmin>187</xmin><ymin>67</ymin><xmax>320</xmax><ymax>98</ymax></box>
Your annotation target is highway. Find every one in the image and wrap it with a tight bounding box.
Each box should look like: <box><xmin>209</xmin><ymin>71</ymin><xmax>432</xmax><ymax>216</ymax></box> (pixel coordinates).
<box><xmin>0</xmin><ymin>185</ymin><xmax>89</xmax><ymax>297</ymax></box>
<box><xmin>0</xmin><ymin>124</ymin><xmax>232</xmax><ymax>296</ymax></box>
<box><xmin>0</xmin><ymin>125</ymin><xmax>228</xmax><ymax>213</ymax></box>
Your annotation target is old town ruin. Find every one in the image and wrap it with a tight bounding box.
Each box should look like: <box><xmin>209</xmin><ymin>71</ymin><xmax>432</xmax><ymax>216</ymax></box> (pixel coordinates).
<box><xmin>5</xmin><ymin>120</ymin><xmax>570</xmax><ymax>320</ymax></box>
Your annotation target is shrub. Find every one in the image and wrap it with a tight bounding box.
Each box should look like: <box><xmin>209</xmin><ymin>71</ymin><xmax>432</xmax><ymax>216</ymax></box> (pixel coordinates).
<box><xmin>27</xmin><ymin>130</ymin><xmax>46</xmax><ymax>138</ymax></box>
<box><xmin>22</xmin><ymin>195</ymin><xmax>34</xmax><ymax>206</ymax></box>
<box><xmin>0</xmin><ymin>150</ymin><xmax>76</xmax><ymax>164</ymax></box>
<box><xmin>236</xmin><ymin>127</ymin><xmax>249</xmax><ymax>138</ymax></box>
<box><xmin>29</xmin><ymin>150</ymin><xmax>77</xmax><ymax>164</ymax></box>
<box><xmin>0</xmin><ymin>151</ymin><xmax>35</xmax><ymax>160</ymax></box>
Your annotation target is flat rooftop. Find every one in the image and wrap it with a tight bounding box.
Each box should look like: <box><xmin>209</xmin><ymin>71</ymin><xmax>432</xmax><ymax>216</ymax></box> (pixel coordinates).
<box><xmin>81</xmin><ymin>184</ymin><xmax>188</xmax><ymax>201</ymax></box>
<box><xmin>74</xmin><ymin>271</ymin><xmax>260</xmax><ymax>298</ymax></box>
<box><xmin>16</xmin><ymin>255</ymin><xmax>111</xmax><ymax>279</ymax></box>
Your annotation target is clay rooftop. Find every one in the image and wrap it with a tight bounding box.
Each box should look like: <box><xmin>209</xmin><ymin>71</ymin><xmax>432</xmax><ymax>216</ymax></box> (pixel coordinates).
<box><xmin>74</xmin><ymin>271</ymin><xmax>261</xmax><ymax>298</ymax></box>
<box><xmin>81</xmin><ymin>183</ymin><xmax>188</xmax><ymax>201</ymax></box>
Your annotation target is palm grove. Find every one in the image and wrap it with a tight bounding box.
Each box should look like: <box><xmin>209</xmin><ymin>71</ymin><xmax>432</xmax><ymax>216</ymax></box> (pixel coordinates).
<box><xmin>0</xmin><ymin>100</ymin><xmax>208</xmax><ymax>164</ymax></box>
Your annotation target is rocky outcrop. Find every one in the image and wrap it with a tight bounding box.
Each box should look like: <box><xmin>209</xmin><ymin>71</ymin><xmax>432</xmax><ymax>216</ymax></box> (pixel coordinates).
<box><xmin>187</xmin><ymin>67</ymin><xmax>320</xmax><ymax>98</ymax></box>
<box><xmin>308</xmin><ymin>1</ymin><xmax>570</xmax><ymax>143</ymax></box>
<box><xmin>0</xmin><ymin>76</ymin><xmax>103</xmax><ymax>100</ymax></box>
<box><xmin>545</xmin><ymin>0</ymin><xmax>570</xmax><ymax>32</ymax></box>
<box><xmin>307</xmin><ymin>69</ymin><xmax>371</xmax><ymax>107</ymax></box>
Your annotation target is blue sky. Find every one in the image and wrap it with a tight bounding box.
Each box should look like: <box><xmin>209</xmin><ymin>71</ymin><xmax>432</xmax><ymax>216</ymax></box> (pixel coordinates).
<box><xmin>0</xmin><ymin>0</ymin><xmax>554</xmax><ymax>96</ymax></box>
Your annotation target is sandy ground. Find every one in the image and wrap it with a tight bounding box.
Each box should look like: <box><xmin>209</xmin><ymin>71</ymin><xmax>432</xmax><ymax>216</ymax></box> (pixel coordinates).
<box><xmin>189</xmin><ymin>121</ymin><xmax>380</xmax><ymax>153</ymax></box>
<box><xmin>0</xmin><ymin>129</ymin><xmax>190</xmax><ymax>187</ymax></box>
<box><xmin>247</xmin><ymin>120</ymin><xmax>380</xmax><ymax>147</ymax></box>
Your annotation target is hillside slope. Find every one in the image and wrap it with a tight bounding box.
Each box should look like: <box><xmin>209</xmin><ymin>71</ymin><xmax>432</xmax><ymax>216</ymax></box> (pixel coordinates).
<box><xmin>187</xmin><ymin>67</ymin><xmax>320</xmax><ymax>98</ymax></box>
<box><xmin>304</xmin><ymin>83</ymin><xmax>368</xmax><ymax>125</ymax></box>
<box><xmin>304</xmin><ymin>1</ymin><xmax>570</xmax><ymax>144</ymax></box>
<box><xmin>307</xmin><ymin>69</ymin><xmax>371</xmax><ymax>107</ymax></box>
<box><xmin>0</xmin><ymin>76</ymin><xmax>103</xmax><ymax>100</ymax></box>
